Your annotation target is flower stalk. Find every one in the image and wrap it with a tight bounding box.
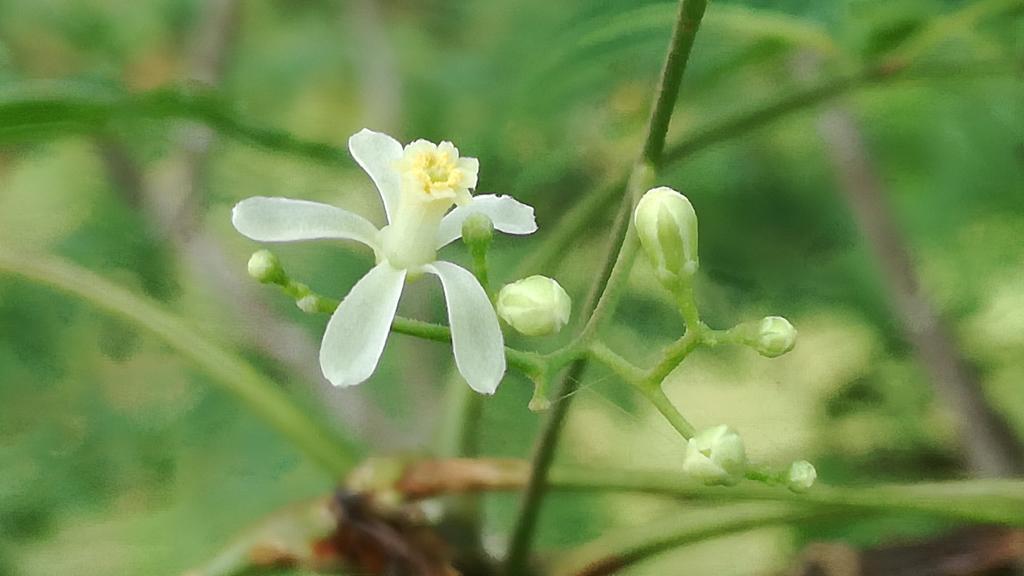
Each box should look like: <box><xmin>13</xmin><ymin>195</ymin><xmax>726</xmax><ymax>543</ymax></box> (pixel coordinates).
<box><xmin>503</xmin><ymin>0</ymin><xmax>711</xmax><ymax>571</ymax></box>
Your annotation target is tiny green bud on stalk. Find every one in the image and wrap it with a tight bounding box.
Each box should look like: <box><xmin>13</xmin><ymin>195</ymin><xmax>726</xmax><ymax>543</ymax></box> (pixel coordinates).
<box><xmin>753</xmin><ymin>316</ymin><xmax>797</xmax><ymax>358</ymax></box>
<box><xmin>497</xmin><ymin>276</ymin><xmax>572</xmax><ymax>336</ymax></box>
<box><xmin>786</xmin><ymin>460</ymin><xmax>817</xmax><ymax>493</ymax></box>
<box><xmin>634</xmin><ymin>186</ymin><xmax>698</xmax><ymax>291</ymax></box>
<box><xmin>682</xmin><ymin>425</ymin><xmax>747</xmax><ymax>486</ymax></box>
<box><xmin>461</xmin><ymin>213</ymin><xmax>494</xmax><ymax>250</ymax></box>
<box><xmin>247</xmin><ymin>249</ymin><xmax>285</xmax><ymax>284</ymax></box>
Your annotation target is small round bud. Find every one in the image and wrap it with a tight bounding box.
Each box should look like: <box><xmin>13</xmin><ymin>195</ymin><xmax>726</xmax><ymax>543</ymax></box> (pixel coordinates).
<box><xmin>247</xmin><ymin>249</ymin><xmax>284</xmax><ymax>284</ymax></box>
<box><xmin>496</xmin><ymin>276</ymin><xmax>571</xmax><ymax>336</ymax></box>
<box><xmin>753</xmin><ymin>316</ymin><xmax>797</xmax><ymax>358</ymax></box>
<box><xmin>786</xmin><ymin>460</ymin><xmax>817</xmax><ymax>493</ymax></box>
<box><xmin>461</xmin><ymin>213</ymin><xmax>494</xmax><ymax>250</ymax></box>
<box><xmin>634</xmin><ymin>186</ymin><xmax>698</xmax><ymax>291</ymax></box>
<box><xmin>682</xmin><ymin>425</ymin><xmax>747</xmax><ymax>486</ymax></box>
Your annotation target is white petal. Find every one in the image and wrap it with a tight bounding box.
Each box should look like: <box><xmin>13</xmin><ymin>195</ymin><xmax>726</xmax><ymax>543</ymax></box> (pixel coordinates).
<box><xmin>319</xmin><ymin>263</ymin><xmax>406</xmax><ymax>387</ymax></box>
<box><xmin>436</xmin><ymin>194</ymin><xmax>538</xmax><ymax>248</ymax></box>
<box><xmin>425</xmin><ymin>261</ymin><xmax>506</xmax><ymax>394</ymax></box>
<box><xmin>232</xmin><ymin>197</ymin><xmax>380</xmax><ymax>249</ymax></box>
<box><xmin>349</xmin><ymin>128</ymin><xmax>403</xmax><ymax>224</ymax></box>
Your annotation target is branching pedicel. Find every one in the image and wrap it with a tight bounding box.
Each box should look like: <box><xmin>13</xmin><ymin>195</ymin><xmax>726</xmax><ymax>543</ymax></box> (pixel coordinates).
<box><xmin>233</xmin><ymin>131</ymin><xmax>814</xmax><ymax>492</ymax></box>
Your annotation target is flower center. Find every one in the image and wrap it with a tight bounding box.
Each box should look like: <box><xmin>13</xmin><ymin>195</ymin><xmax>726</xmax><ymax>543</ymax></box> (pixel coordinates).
<box><xmin>381</xmin><ymin>139</ymin><xmax>479</xmax><ymax>269</ymax></box>
<box><xmin>397</xmin><ymin>140</ymin><xmax>476</xmax><ymax>206</ymax></box>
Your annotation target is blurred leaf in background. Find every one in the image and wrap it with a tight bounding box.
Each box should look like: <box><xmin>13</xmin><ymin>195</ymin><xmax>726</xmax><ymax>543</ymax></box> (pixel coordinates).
<box><xmin>0</xmin><ymin>0</ymin><xmax>1021</xmax><ymax>574</ymax></box>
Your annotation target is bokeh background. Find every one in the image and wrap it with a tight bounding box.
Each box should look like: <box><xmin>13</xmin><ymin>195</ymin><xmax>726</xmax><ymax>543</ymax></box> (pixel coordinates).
<box><xmin>1</xmin><ymin>0</ymin><xmax>1022</xmax><ymax>574</ymax></box>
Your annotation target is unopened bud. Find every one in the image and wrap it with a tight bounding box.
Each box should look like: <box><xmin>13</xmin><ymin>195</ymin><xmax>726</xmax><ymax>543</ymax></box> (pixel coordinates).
<box><xmin>753</xmin><ymin>316</ymin><xmax>796</xmax><ymax>358</ymax></box>
<box><xmin>682</xmin><ymin>425</ymin><xmax>747</xmax><ymax>486</ymax></box>
<box><xmin>247</xmin><ymin>249</ymin><xmax>285</xmax><ymax>284</ymax></box>
<box><xmin>461</xmin><ymin>213</ymin><xmax>494</xmax><ymax>252</ymax></box>
<box><xmin>497</xmin><ymin>276</ymin><xmax>571</xmax><ymax>336</ymax></box>
<box><xmin>786</xmin><ymin>460</ymin><xmax>817</xmax><ymax>493</ymax></box>
<box><xmin>634</xmin><ymin>186</ymin><xmax>698</xmax><ymax>291</ymax></box>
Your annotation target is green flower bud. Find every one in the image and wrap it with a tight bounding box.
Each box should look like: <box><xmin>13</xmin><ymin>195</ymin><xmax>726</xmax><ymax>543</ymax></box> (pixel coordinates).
<box><xmin>682</xmin><ymin>425</ymin><xmax>747</xmax><ymax>486</ymax></box>
<box><xmin>497</xmin><ymin>275</ymin><xmax>571</xmax><ymax>336</ymax></box>
<box><xmin>786</xmin><ymin>460</ymin><xmax>817</xmax><ymax>493</ymax></box>
<box><xmin>247</xmin><ymin>249</ymin><xmax>285</xmax><ymax>284</ymax></box>
<box><xmin>754</xmin><ymin>316</ymin><xmax>797</xmax><ymax>358</ymax></box>
<box><xmin>633</xmin><ymin>186</ymin><xmax>698</xmax><ymax>291</ymax></box>
<box><xmin>461</xmin><ymin>212</ymin><xmax>494</xmax><ymax>250</ymax></box>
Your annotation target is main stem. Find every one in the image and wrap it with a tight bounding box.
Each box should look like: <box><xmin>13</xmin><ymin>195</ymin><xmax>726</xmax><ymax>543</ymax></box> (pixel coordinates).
<box><xmin>503</xmin><ymin>1</ymin><xmax>709</xmax><ymax>572</ymax></box>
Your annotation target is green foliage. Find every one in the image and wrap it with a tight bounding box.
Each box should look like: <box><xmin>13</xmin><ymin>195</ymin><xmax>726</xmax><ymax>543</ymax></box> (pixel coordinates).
<box><xmin>0</xmin><ymin>0</ymin><xmax>1021</xmax><ymax>574</ymax></box>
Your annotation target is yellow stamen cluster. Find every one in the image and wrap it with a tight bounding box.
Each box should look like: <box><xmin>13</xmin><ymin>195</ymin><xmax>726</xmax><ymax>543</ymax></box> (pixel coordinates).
<box><xmin>398</xmin><ymin>140</ymin><xmax>477</xmax><ymax>206</ymax></box>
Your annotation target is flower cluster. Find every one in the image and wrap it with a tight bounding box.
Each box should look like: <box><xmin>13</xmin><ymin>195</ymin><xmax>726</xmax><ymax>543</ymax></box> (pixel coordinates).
<box><xmin>232</xmin><ymin>133</ymin><xmax>815</xmax><ymax>493</ymax></box>
<box><xmin>232</xmin><ymin>129</ymin><xmax>537</xmax><ymax>394</ymax></box>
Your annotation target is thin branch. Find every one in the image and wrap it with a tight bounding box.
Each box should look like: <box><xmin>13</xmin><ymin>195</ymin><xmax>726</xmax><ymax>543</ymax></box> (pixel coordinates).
<box><xmin>520</xmin><ymin>59</ymin><xmax>1021</xmax><ymax>277</ymax></box>
<box><xmin>551</xmin><ymin>505</ymin><xmax>823</xmax><ymax>576</ymax></box>
<box><xmin>0</xmin><ymin>87</ymin><xmax>349</xmax><ymax>166</ymax></box>
<box><xmin>503</xmin><ymin>0</ymin><xmax>710</xmax><ymax>572</ymax></box>
<box><xmin>384</xmin><ymin>458</ymin><xmax>1024</xmax><ymax>526</ymax></box>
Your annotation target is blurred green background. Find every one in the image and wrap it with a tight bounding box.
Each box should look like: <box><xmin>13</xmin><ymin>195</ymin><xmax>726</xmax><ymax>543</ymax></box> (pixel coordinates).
<box><xmin>0</xmin><ymin>0</ymin><xmax>1022</xmax><ymax>574</ymax></box>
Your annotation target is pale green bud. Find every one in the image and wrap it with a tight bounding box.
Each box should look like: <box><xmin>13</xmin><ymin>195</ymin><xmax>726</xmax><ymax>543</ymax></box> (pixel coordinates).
<box><xmin>461</xmin><ymin>213</ymin><xmax>494</xmax><ymax>250</ymax></box>
<box><xmin>634</xmin><ymin>186</ymin><xmax>698</xmax><ymax>291</ymax></box>
<box><xmin>682</xmin><ymin>425</ymin><xmax>747</xmax><ymax>486</ymax></box>
<box><xmin>497</xmin><ymin>276</ymin><xmax>571</xmax><ymax>336</ymax></box>
<box><xmin>786</xmin><ymin>460</ymin><xmax>817</xmax><ymax>493</ymax></box>
<box><xmin>754</xmin><ymin>316</ymin><xmax>797</xmax><ymax>358</ymax></box>
<box><xmin>247</xmin><ymin>249</ymin><xmax>284</xmax><ymax>284</ymax></box>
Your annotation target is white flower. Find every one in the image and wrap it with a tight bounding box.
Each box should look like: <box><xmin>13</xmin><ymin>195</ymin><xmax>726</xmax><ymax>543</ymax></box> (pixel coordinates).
<box><xmin>682</xmin><ymin>425</ymin><xmax>747</xmax><ymax>485</ymax></box>
<box><xmin>231</xmin><ymin>129</ymin><xmax>537</xmax><ymax>394</ymax></box>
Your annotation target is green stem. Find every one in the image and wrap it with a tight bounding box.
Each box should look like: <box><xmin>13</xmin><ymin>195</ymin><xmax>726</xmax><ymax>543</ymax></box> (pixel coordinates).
<box><xmin>674</xmin><ymin>284</ymin><xmax>701</xmax><ymax>333</ymax></box>
<box><xmin>639</xmin><ymin>0</ymin><xmax>709</xmax><ymax>165</ymax></box>
<box><xmin>521</xmin><ymin>59</ymin><xmax>1019</xmax><ymax>277</ymax></box>
<box><xmin>646</xmin><ymin>329</ymin><xmax>702</xmax><ymax>384</ymax></box>
<box><xmin>587</xmin><ymin>339</ymin><xmax>695</xmax><ymax>438</ymax></box>
<box><xmin>270</xmin><ymin>279</ymin><xmax>546</xmax><ymax>378</ymax></box>
<box><xmin>503</xmin><ymin>1</ymin><xmax>710</xmax><ymax>572</ymax></box>
<box><xmin>390</xmin><ymin>457</ymin><xmax>1024</xmax><ymax>526</ymax></box>
<box><xmin>640</xmin><ymin>385</ymin><xmax>697</xmax><ymax>439</ymax></box>
<box><xmin>0</xmin><ymin>85</ymin><xmax>349</xmax><ymax>166</ymax></box>
<box><xmin>587</xmin><ymin>340</ymin><xmax>648</xmax><ymax>387</ymax></box>
<box><xmin>392</xmin><ymin>317</ymin><xmax>544</xmax><ymax>376</ymax></box>
<box><xmin>0</xmin><ymin>248</ymin><xmax>359</xmax><ymax>478</ymax></box>
<box><xmin>544</xmin><ymin>467</ymin><xmax>1024</xmax><ymax>526</ymax></box>
<box><xmin>551</xmin><ymin>505</ymin><xmax>825</xmax><ymax>576</ymax></box>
